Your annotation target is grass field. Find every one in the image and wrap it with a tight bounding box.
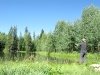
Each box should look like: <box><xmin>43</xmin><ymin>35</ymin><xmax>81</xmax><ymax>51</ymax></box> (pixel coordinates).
<box><xmin>0</xmin><ymin>52</ymin><xmax>100</xmax><ymax>75</ymax></box>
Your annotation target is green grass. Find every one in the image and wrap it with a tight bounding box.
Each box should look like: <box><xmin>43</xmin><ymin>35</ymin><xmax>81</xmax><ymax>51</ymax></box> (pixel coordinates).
<box><xmin>0</xmin><ymin>61</ymin><xmax>100</xmax><ymax>75</ymax></box>
<box><xmin>0</xmin><ymin>52</ymin><xmax>100</xmax><ymax>75</ymax></box>
<box><xmin>38</xmin><ymin>51</ymin><xmax>100</xmax><ymax>64</ymax></box>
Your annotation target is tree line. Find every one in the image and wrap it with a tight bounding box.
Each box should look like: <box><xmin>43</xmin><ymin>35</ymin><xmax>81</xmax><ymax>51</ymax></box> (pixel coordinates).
<box><xmin>0</xmin><ymin>5</ymin><xmax>100</xmax><ymax>60</ymax></box>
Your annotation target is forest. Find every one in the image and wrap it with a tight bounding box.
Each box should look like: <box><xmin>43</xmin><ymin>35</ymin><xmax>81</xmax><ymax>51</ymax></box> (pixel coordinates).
<box><xmin>0</xmin><ymin>5</ymin><xmax>100</xmax><ymax>75</ymax></box>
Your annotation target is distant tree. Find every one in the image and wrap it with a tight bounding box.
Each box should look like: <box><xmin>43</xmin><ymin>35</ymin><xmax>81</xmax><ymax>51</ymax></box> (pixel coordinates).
<box><xmin>39</xmin><ymin>29</ymin><xmax>44</xmax><ymax>39</ymax></box>
<box><xmin>6</xmin><ymin>27</ymin><xmax>13</xmax><ymax>51</ymax></box>
<box><xmin>0</xmin><ymin>41</ymin><xmax>5</xmax><ymax>59</ymax></box>
<box><xmin>33</xmin><ymin>32</ymin><xmax>36</xmax><ymax>40</ymax></box>
<box><xmin>24</xmin><ymin>27</ymin><xmax>33</xmax><ymax>57</ymax></box>
<box><xmin>9</xmin><ymin>26</ymin><xmax>18</xmax><ymax>60</ymax></box>
<box><xmin>0</xmin><ymin>32</ymin><xmax>6</xmax><ymax>55</ymax></box>
<box><xmin>36</xmin><ymin>29</ymin><xmax>47</xmax><ymax>51</ymax></box>
<box><xmin>18</xmin><ymin>32</ymin><xmax>25</xmax><ymax>51</ymax></box>
<box><xmin>5</xmin><ymin>26</ymin><xmax>18</xmax><ymax>60</ymax></box>
<box><xmin>46</xmin><ymin>33</ymin><xmax>56</xmax><ymax>57</ymax></box>
<box><xmin>5</xmin><ymin>27</ymin><xmax>13</xmax><ymax>59</ymax></box>
<box><xmin>54</xmin><ymin>21</ymin><xmax>72</xmax><ymax>52</ymax></box>
<box><xmin>31</xmin><ymin>40</ymin><xmax>36</xmax><ymax>57</ymax></box>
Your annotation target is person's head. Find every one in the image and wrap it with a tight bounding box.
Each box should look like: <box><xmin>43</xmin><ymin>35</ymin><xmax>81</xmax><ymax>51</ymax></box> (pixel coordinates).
<box><xmin>82</xmin><ymin>38</ymin><xmax>86</xmax><ymax>42</ymax></box>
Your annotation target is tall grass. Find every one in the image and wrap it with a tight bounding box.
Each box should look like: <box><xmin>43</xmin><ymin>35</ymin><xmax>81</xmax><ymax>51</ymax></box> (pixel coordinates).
<box><xmin>0</xmin><ymin>52</ymin><xmax>100</xmax><ymax>75</ymax></box>
<box><xmin>0</xmin><ymin>61</ymin><xmax>100</xmax><ymax>75</ymax></box>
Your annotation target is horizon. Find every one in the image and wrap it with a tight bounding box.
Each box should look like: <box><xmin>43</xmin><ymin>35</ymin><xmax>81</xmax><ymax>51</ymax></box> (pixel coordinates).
<box><xmin>0</xmin><ymin>0</ymin><xmax>100</xmax><ymax>36</ymax></box>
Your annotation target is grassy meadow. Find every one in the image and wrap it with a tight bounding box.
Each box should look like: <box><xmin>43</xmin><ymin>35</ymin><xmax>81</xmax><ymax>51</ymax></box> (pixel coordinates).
<box><xmin>0</xmin><ymin>52</ymin><xmax>100</xmax><ymax>75</ymax></box>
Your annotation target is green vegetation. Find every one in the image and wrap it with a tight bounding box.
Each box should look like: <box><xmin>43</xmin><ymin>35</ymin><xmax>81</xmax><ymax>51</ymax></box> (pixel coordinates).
<box><xmin>0</xmin><ymin>5</ymin><xmax>100</xmax><ymax>75</ymax></box>
<box><xmin>0</xmin><ymin>52</ymin><xmax>100</xmax><ymax>75</ymax></box>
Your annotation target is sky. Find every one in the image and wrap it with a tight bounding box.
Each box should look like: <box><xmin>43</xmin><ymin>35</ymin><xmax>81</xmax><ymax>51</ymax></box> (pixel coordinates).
<box><xmin>0</xmin><ymin>0</ymin><xmax>100</xmax><ymax>36</ymax></box>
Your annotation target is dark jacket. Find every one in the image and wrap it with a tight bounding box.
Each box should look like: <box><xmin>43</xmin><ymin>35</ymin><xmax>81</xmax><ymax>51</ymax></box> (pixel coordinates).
<box><xmin>80</xmin><ymin>41</ymin><xmax>87</xmax><ymax>53</ymax></box>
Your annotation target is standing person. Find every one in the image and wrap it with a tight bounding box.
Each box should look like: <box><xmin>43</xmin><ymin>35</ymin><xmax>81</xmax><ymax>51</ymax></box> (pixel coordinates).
<box><xmin>80</xmin><ymin>38</ymin><xmax>87</xmax><ymax>63</ymax></box>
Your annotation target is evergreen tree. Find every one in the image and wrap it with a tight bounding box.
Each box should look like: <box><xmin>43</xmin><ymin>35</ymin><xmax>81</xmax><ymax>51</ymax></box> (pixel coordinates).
<box><xmin>18</xmin><ymin>32</ymin><xmax>25</xmax><ymax>51</ymax></box>
<box><xmin>9</xmin><ymin>26</ymin><xmax>18</xmax><ymax>60</ymax></box>
<box><xmin>24</xmin><ymin>27</ymin><xmax>33</xmax><ymax>57</ymax></box>
<box><xmin>39</xmin><ymin>29</ymin><xmax>44</xmax><ymax>39</ymax></box>
<box><xmin>5</xmin><ymin>26</ymin><xmax>18</xmax><ymax>60</ymax></box>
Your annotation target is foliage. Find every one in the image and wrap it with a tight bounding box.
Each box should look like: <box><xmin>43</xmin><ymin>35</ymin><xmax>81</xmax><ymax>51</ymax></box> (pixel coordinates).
<box><xmin>18</xmin><ymin>33</ymin><xmax>25</xmax><ymax>51</ymax></box>
<box><xmin>5</xmin><ymin>26</ymin><xmax>18</xmax><ymax>60</ymax></box>
<box><xmin>36</xmin><ymin>29</ymin><xmax>48</xmax><ymax>51</ymax></box>
<box><xmin>24</xmin><ymin>27</ymin><xmax>33</xmax><ymax>56</ymax></box>
<box><xmin>0</xmin><ymin>59</ymin><xmax>100</xmax><ymax>75</ymax></box>
<box><xmin>0</xmin><ymin>5</ymin><xmax>100</xmax><ymax>60</ymax></box>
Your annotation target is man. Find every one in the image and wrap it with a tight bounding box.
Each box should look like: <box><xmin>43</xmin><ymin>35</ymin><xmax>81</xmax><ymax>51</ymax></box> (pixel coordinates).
<box><xmin>80</xmin><ymin>38</ymin><xmax>87</xmax><ymax>63</ymax></box>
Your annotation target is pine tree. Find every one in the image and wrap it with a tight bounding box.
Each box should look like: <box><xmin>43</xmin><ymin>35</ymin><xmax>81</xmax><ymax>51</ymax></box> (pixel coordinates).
<box><xmin>9</xmin><ymin>26</ymin><xmax>18</xmax><ymax>60</ymax></box>
<box><xmin>24</xmin><ymin>27</ymin><xmax>33</xmax><ymax>57</ymax></box>
<box><xmin>18</xmin><ymin>32</ymin><xmax>25</xmax><ymax>51</ymax></box>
